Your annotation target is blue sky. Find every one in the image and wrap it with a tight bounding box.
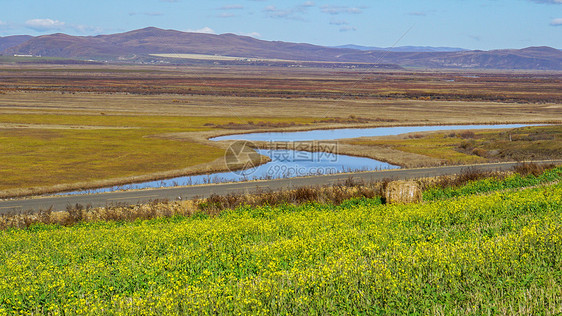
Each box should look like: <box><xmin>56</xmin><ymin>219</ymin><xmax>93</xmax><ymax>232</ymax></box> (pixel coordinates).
<box><xmin>1</xmin><ymin>0</ymin><xmax>560</xmax><ymax>50</ymax></box>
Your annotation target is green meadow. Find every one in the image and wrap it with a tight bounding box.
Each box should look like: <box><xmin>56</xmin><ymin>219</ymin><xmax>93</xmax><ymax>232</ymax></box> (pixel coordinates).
<box><xmin>1</xmin><ymin>167</ymin><xmax>561</xmax><ymax>314</ymax></box>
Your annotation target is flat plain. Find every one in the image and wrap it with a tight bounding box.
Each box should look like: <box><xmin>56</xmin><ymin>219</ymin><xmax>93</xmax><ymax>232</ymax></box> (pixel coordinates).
<box><xmin>0</xmin><ymin>64</ymin><xmax>560</xmax><ymax>197</ymax></box>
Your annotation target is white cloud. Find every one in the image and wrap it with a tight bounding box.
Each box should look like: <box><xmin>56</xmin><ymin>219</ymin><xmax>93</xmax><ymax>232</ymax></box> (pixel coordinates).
<box><xmin>25</xmin><ymin>18</ymin><xmax>65</xmax><ymax>31</ymax></box>
<box><xmin>468</xmin><ymin>34</ymin><xmax>481</xmax><ymax>42</ymax></box>
<box><xmin>216</xmin><ymin>5</ymin><xmax>243</xmax><ymax>18</ymax></box>
<box><xmin>321</xmin><ymin>5</ymin><xmax>363</xmax><ymax>15</ymax></box>
<box><xmin>551</xmin><ymin>18</ymin><xmax>562</xmax><ymax>26</ymax></box>
<box><xmin>219</xmin><ymin>4</ymin><xmax>244</xmax><ymax>10</ymax></box>
<box><xmin>0</xmin><ymin>20</ymin><xmax>13</xmax><ymax>32</ymax></box>
<box><xmin>218</xmin><ymin>13</ymin><xmax>236</xmax><ymax>18</ymax></box>
<box><xmin>240</xmin><ymin>32</ymin><xmax>261</xmax><ymax>38</ymax></box>
<box><xmin>129</xmin><ymin>12</ymin><xmax>164</xmax><ymax>17</ymax></box>
<box><xmin>530</xmin><ymin>0</ymin><xmax>562</xmax><ymax>3</ymax></box>
<box><xmin>264</xmin><ymin>6</ymin><xmax>298</xmax><ymax>19</ymax></box>
<box><xmin>73</xmin><ymin>24</ymin><xmax>104</xmax><ymax>34</ymax></box>
<box><xmin>329</xmin><ymin>18</ymin><xmax>348</xmax><ymax>25</ymax></box>
<box><xmin>23</xmin><ymin>18</ymin><xmax>102</xmax><ymax>34</ymax></box>
<box><xmin>339</xmin><ymin>26</ymin><xmax>357</xmax><ymax>32</ymax></box>
<box><xmin>263</xmin><ymin>2</ymin><xmax>315</xmax><ymax>20</ymax></box>
<box><xmin>186</xmin><ymin>26</ymin><xmax>216</xmax><ymax>34</ymax></box>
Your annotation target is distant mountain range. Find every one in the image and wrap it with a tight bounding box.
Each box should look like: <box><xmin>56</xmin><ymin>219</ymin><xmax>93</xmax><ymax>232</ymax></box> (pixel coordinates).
<box><xmin>1</xmin><ymin>27</ymin><xmax>561</xmax><ymax>70</ymax></box>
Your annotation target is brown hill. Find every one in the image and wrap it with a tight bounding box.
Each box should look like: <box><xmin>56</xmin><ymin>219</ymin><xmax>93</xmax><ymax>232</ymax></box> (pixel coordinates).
<box><xmin>338</xmin><ymin>46</ymin><xmax>562</xmax><ymax>70</ymax></box>
<box><xmin>5</xmin><ymin>27</ymin><xmax>357</xmax><ymax>61</ymax></box>
<box><xmin>0</xmin><ymin>35</ymin><xmax>33</xmax><ymax>52</ymax></box>
<box><xmin>4</xmin><ymin>27</ymin><xmax>562</xmax><ymax>70</ymax></box>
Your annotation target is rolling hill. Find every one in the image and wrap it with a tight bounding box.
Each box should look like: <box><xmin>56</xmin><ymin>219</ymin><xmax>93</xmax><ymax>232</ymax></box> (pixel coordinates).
<box><xmin>0</xmin><ymin>35</ymin><xmax>33</xmax><ymax>52</ymax></box>
<box><xmin>2</xmin><ymin>27</ymin><xmax>561</xmax><ymax>70</ymax></box>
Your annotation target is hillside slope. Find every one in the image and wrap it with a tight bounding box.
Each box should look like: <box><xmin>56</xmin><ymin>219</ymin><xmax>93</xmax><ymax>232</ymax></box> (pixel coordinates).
<box><xmin>0</xmin><ymin>35</ymin><xmax>33</xmax><ymax>52</ymax></box>
<box><xmin>3</xmin><ymin>28</ymin><xmax>562</xmax><ymax>69</ymax></box>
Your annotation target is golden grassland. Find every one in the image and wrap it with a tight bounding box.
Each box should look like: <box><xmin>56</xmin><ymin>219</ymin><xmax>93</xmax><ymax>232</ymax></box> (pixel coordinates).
<box><xmin>0</xmin><ymin>112</ymin><xmax>316</xmax><ymax>196</ymax></box>
<box><xmin>343</xmin><ymin>132</ymin><xmax>486</xmax><ymax>165</ymax></box>
<box><xmin>1</xmin><ymin>168</ymin><xmax>562</xmax><ymax>314</ymax></box>
<box><xmin>343</xmin><ymin>125</ymin><xmax>562</xmax><ymax>165</ymax></box>
<box><xmin>0</xmin><ymin>106</ymin><xmax>559</xmax><ymax>196</ymax></box>
<box><xmin>1</xmin><ymin>91</ymin><xmax>560</xmax><ymax>124</ymax></box>
<box><xmin>0</xmin><ymin>65</ymin><xmax>560</xmax><ymax>196</ymax></box>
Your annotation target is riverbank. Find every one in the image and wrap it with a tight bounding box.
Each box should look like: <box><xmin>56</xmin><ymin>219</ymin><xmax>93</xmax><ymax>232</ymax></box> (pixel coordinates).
<box><xmin>1</xmin><ymin>68</ymin><xmax>559</xmax><ymax>199</ymax></box>
<box><xmin>2</xmin><ymin>123</ymin><xmax>558</xmax><ymax>199</ymax></box>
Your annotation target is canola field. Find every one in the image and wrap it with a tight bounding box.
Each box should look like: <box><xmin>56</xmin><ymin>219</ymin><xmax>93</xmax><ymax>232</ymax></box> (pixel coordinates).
<box><xmin>1</xmin><ymin>169</ymin><xmax>562</xmax><ymax>315</ymax></box>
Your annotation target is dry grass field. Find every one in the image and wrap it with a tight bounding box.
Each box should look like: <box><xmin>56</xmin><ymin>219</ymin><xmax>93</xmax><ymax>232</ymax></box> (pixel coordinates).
<box><xmin>0</xmin><ymin>64</ymin><xmax>560</xmax><ymax>197</ymax></box>
<box><xmin>343</xmin><ymin>125</ymin><xmax>562</xmax><ymax>166</ymax></box>
<box><xmin>0</xmin><ymin>113</ymin><xmax>311</xmax><ymax>197</ymax></box>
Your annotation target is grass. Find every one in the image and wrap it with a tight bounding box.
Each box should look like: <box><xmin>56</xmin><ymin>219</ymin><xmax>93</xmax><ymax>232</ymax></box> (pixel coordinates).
<box><xmin>0</xmin><ymin>66</ymin><xmax>559</xmax><ymax>195</ymax></box>
<box><xmin>0</xmin><ymin>128</ymin><xmax>222</xmax><ymax>190</ymax></box>
<box><xmin>1</xmin><ymin>167</ymin><xmax>562</xmax><ymax>314</ymax></box>
<box><xmin>0</xmin><ymin>113</ymin><xmax>318</xmax><ymax>194</ymax></box>
<box><xmin>346</xmin><ymin>132</ymin><xmax>485</xmax><ymax>165</ymax></box>
<box><xmin>1</xmin><ymin>90</ymin><xmax>558</xmax><ymax>128</ymax></box>
<box><xmin>344</xmin><ymin>125</ymin><xmax>562</xmax><ymax>165</ymax></box>
<box><xmin>468</xmin><ymin>125</ymin><xmax>562</xmax><ymax>161</ymax></box>
<box><xmin>423</xmin><ymin>163</ymin><xmax>561</xmax><ymax>201</ymax></box>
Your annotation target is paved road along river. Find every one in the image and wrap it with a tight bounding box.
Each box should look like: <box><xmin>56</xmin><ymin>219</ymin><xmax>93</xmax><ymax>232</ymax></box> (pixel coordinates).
<box><xmin>1</xmin><ymin>161</ymin><xmax>560</xmax><ymax>214</ymax></box>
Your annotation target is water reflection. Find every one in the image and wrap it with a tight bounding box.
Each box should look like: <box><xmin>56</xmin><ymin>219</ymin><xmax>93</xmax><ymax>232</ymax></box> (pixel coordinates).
<box><xmin>211</xmin><ymin>124</ymin><xmax>538</xmax><ymax>142</ymax></box>
<box><xmin>57</xmin><ymin>124</ymin><xmax>539</xmax><ymax>195</ymax></box>
<box><xmin>61</xmin><ymin>149</ymin><xmax>397</xmax><ymax>195</ymax></box>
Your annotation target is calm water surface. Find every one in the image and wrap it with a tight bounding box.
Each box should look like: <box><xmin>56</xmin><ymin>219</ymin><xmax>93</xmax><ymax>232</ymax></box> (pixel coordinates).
<box><xmin>59</xmin><ymin>124</ymin><xmax>538</xmax><ymax>195</ymax></box>
<box><xmin>61</xmin><ymin>149</ymin><xmax>397</xmax><ymax>195</ymax></box>
<box><xmin>211</xmin><ymin>124</ymin><xmax>537</xmax><ymax>142</ymax></box>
